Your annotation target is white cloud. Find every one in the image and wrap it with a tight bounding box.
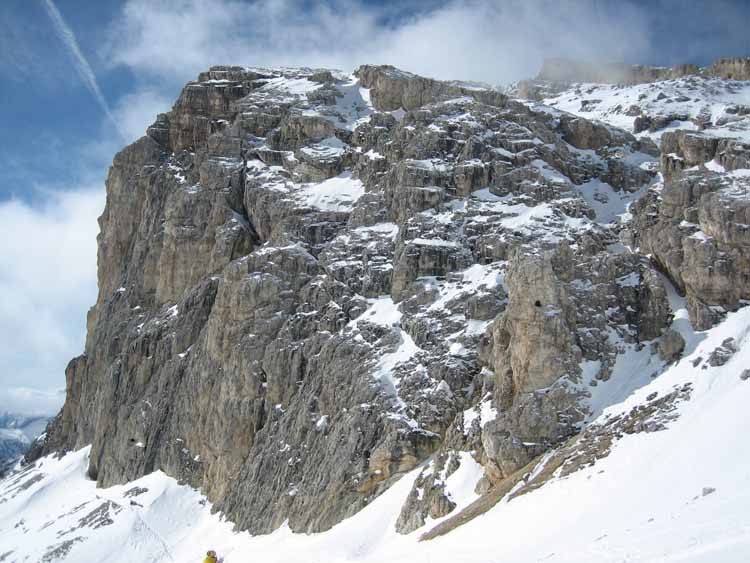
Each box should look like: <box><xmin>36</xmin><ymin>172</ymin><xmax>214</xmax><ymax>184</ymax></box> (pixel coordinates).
<box><xmin>111</xmin><ymin>88</ymin><xmax>172</xmax><ymax>143</ymax></box>
<box><xmin>105</xmin><ymin>0</ymin><xmax>378</xmax><ymax>79</ymax></box>
<box><xmin>374</xmin><ymin>1</ymin><xmax>651</xmax><ymax>84</ymax></box>
<box><xmin>104</xmin><ymin>0</ymin><xmax>653</xmax><ymax>86</ymax></box>
<box><xmin>0</xmin><ymin>186</ymin><xmax>103</xmax><ymax>405</ymax></box>
<box><xmin>0</xmin><ymin>387</ymin><xmax>65</xmax><ymax>418</ymax></box>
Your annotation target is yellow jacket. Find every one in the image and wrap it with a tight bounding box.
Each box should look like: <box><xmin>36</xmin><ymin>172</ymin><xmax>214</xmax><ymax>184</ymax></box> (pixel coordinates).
<box><xmin>204</xmin><ymin>555</ymin><xmax>217</xmax><ymax>563</ymax></box>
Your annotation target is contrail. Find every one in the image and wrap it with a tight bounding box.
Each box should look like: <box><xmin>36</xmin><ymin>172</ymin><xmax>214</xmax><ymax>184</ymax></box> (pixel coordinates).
<box><xmin>40</xmin><ymin>0</ymin><xmax>126</xmax><ymax>139</ymax></box>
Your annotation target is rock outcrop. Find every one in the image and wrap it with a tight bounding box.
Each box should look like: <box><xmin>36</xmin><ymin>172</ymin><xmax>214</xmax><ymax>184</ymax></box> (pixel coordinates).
<box><xmin>629</xmin><ymin>131</ymin><xmax>750</xmax><ymax>329</ymax></box>
<box><xmin>514</xmin><ymin>58</ymin><xmax>750</xmax><ymax>151</ymax></box>
<box><xmin>355</xmin><ymin>65</ymin><xmax>506</xmax><ymax>111</ymax></box>
<box><xmin>535</xmin><ymin>58</ymin><xmax>700</xmax><ymax>86</ymax></box>
<box><xmin>520</xmin><ymin>57</ymin><xmax>750</xmax><ymax>95</ymax></box>
<box><xmin>707</xmin><ymin>58</ymin><xmax>750</xmax><ymax>81</ymax></box>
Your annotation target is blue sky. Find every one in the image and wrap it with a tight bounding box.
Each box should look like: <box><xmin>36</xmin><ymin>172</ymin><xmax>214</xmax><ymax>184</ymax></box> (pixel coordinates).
<box><xmin>0</xmin><ymin>0</ymin><xmax>748</xmax><ymax>415</ymax></box>
<box><xmin>1</xmin><ymin>1</ymin><xmax>127</xmax><ymax>199</ymax></box>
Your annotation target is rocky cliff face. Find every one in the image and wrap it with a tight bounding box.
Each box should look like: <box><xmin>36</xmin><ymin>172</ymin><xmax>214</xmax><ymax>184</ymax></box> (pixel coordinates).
<box><xmin>534</xmin><ymin>58</ymin><xmax>700</xmax><ymax>86</ymax></box>
<box><xmin>533</xmin><ymin>57</ymin><xmax>750</xmax><ymax>86</ymax></box>
<box><xmin>31</xmin><ymin>62</ymin><xmax>750</xmax><ymax>537</ymax></box>
<box><xmin>628</xmin><ymin>131</ymin><xmax>750</xmax><ymax>329</ymax></box>
<box><xmin>517</xmin><ymin>61</ymin><xmax>750</xmax><ymax>333</ymax></box>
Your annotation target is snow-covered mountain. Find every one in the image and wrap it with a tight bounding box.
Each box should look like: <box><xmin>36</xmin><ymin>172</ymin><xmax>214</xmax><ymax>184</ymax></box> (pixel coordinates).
<box><xmin>0</xmin><ymin>414</ymin><xmax>49</xmax><ymax>477</ymax></box>
<box><xmin>513</xmin><ymin>57</ymin><xmax>750</xmax><ymax>145</ymax></box>
<box><xmin>2</xmin><ymin>305</ymin><xmax>748</xmax><ymax>562</ymax></box>
<box><xmin>0</xmin><ymin>390</ymin><xmax>61</xmax><ymax>476</ymax></box>
<box><xmin>2</xmin><ymin>58</ymin><xmax>749</xmax><ymax>562</ymax></box>
<box><xmin>539</xmin><ymin>76</ymin><xmax>750</xmax><ymax>143</ymax></box>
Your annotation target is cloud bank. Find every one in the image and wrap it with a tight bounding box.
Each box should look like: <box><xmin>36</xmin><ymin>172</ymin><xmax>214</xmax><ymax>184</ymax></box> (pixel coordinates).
<box><xmin>0</xmin><ymin>186</ymin><xmax>103</xmax><ymax>414</ymax></box>
<box><xmin>0</xmin><ymin>387</ymin><xmax>65</xmax><ymax>418</ymax></box>
<box><xmin>105</xmin><ymin>0</ymin><xmax>656</xmax><ymax>85</ymax></box>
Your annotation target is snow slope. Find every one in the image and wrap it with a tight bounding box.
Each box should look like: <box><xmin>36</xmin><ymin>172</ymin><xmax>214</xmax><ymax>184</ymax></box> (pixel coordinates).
<box><xmin>2</xmin><ymin>306</ymin><xmax>748</xmax><ymax>562</ymax></box>
<box><xmin>541</xmin><ymin>76</ymin><xmax>750</xmax><ymax>144</ymax></box>
<box><xmin>296</xmin><ymin>171</ymin><xmax>365</xmax><ymax>212</ymax></box>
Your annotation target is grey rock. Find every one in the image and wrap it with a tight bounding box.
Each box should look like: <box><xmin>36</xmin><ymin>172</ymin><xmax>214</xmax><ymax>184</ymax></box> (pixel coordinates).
<box><xmin>630</xmin><ymin>141</ymin><xmax>750</xmax><ymax>329</ymax></box>
<box><xmin>657</xmin><ymin>329</ymin><xmax>685</xmax><ymax>362</ymax></box>
<box><xmin>355</xmin><ymin>65</ymin><xmax>507</xmax><ymax>112</ymax></box>
<box><xmin>660</xmin><ymin>131</ymin><xmax>719</xmax><ymax>182</ymax></box>
<box><xmin>707</xmin><ymin>58</ymin><xmax>750</xmax><ymax>80</ymax></box>
<box><xmin>395</xmin><ymin>450</ymin><xmax>463</xmax><ymax>534</ymax></box>
<box><xmin>558</xmin><ymin>114</ymin><xmax>631</xmax><ymax>151</ymax></box>
<box><xmin>535</xmin><ymin>58</ymin><xmax>700</xmax><ymax>85</ymax></box>
<box><xmin>708</xmin><ymin>338</ymin><xmax>738</xmax><ymax>367</ymax></box>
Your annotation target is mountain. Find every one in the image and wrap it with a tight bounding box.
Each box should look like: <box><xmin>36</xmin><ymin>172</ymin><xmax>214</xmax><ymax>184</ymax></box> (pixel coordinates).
<box><xmin>514</xmin><ymin>58</ymin><xmax>750</xmax><ymax>144</ymax></box>
<box><xmin>0</xmin><ymin>389</ymin><xmax>62</xmax><ymax>476</ymax></box>
<box><xmin>2</xmin><ymin>58</ymin><xmax>750</xmax><ymax>562</ymax></box>
<box><xmin>0</xmin><ymin>413</ymin><xmax>49</xmax><ymax>477</ymax></box>
<box><xmin>0</xmin><ymin>428</ymin><xmax>28</xmax><ymax>476</ymax></box>
<box><xmin>2</xmin><ymin>306</ymin><xmax>747</xmax><ymax>561</ymax></box>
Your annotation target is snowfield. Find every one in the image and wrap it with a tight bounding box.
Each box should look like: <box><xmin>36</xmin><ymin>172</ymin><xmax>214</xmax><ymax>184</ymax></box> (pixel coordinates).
<box><xmin>540</xmin><ymin>76</ymin><xmax>750</xmax><ymax>144</ymax></box>
<box><xmin>296</xmin><ymin>172</ymin><xmax>365</xmax><ymax>212</ymax></box>
<box><xmin>2</xmin><ymin>306</ymin><xmax>749</xmax><ymax>562</ymax></box>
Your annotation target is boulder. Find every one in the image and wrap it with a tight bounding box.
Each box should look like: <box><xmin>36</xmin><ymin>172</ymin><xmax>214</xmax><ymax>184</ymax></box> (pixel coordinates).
<box><xmin>657</xmin><ymin>329</ymin><xmax>685</xmax><ymax>362</ymax></box>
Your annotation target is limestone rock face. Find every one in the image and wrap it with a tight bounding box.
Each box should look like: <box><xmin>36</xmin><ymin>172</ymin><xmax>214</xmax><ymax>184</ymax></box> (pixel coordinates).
<box><xmin>31</xmin><ymin>62</ymin><xmax>749</xmax><ymax>538</ymax></box>
<box><xmin>514</xmin><ymin>57</ymin><xmax>750</xmax><ymax>149</ymax></box>
<box><xmin>707</xmin><ymin>58</ymin><xmax>750</xmax><ymax>80</ymax></box>
<box><xmin>535</xmin><ymin>58</ymin><xmax>700</xmax><ymax>85</ymax></box>
<box><xmin>559</xmin><ymin>115</ymin><xmax>625</xmax><ymax>150</ymax></box>
<box><xmin>395</xmin><ymin>450</ymin><xmax>461</xmax><ymax>533</ymax></box>
<box><xmin>528</xmin><ymin>57</ymin><xmax>750</xmax><ymax>89</ymax></box>
<box><xmin>355</xmin><ymin>65</ymin><xmax>506</xmax><ymax>111</ymax></box>
<box><xmin>476</xmin><ymin>243</ymin><xmax>672</xmax><ymax>480</ymax></box>
<box><xmin>631</xmin><ymin>134</ymin><xmax>750</xmax><ymax>329</ymax></box>
<box><xmin>489</xmin><ymin>244</ymin><xmax>579</xmax><ymax>396</ymax></box>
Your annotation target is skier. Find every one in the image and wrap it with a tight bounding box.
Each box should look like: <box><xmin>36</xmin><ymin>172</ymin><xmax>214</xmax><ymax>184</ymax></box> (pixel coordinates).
<box><xmin>203</xmin><ymin>550</ymin><xmax>219</xmax><ymax>563</ymax></box>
